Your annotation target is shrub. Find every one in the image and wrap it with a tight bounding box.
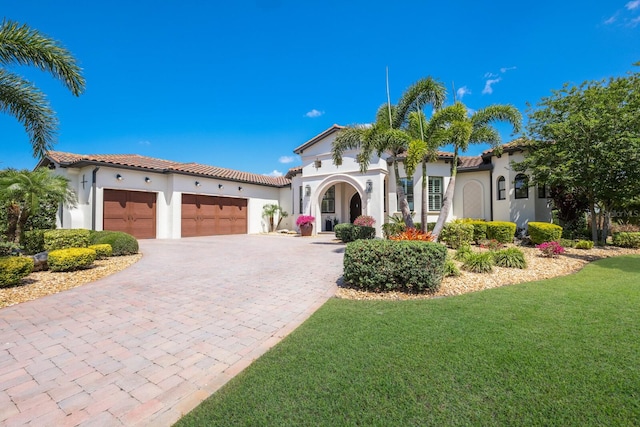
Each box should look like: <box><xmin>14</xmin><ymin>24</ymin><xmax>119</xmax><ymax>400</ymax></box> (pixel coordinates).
<box><xmin>463</xmin><ymin>219</ymin><xmax>488</xmax><ymax>242</ymax></box>
<box><xmin>454</xmin><ymin>244</ymin><xmax>472</xmax><ymax>262</ymax></box>
<box><xmin>493</xmin><ymin>247</ymin><xmax>527</xmax><ymax>269</ymax></box>
<box><xmin>610</xmin><ymin>222</ymin><xmax>640</xmax><ymax>233</ymax></box>
<box><xmin>574</xmin><ymin>240</ymin><xmax>594</xmax><ymax>250</ymax></box>
<box><xmin>486</xmin><ymin>221</ymin><xmax>517</xmax><ymax>243</ymax></box>
<box><xmin>612</xmin><ymin>232</ymin><xmax>640</xmax><ymax>249</ymax></box>
<box><xmin>335</xmin><ymin>224</ymin><xmax>375</xmax><ymax>243</ymax></box>
<box><xmin>389</xmin><ymin>228</ymin><xmax>435</xmax><ymax>241</ymax></box>
<box><xmin>0</xmin><ymin>241</ymin><xmax>21</xmax><ymax>257</ymax></box>
<box><xmin>382</xmin><ymin>223</ymin><xmax>405</xmax><ymax>239</ymax></box>
<box><xmin>479</xmin><ymin>239</ymin><xmax>502</xmax><ymax>251</ymax></box>
<box><xmin>0</xmin><ymin>256</ymin><xmax>34</xmax><ymax>286</ymax></box>
<box><xmin>343</xmin><ymin>240</ymin><xmax>447</xmax><ymax>293</ymax></box>
<box><xmin>44</xmin><ymin>229</ymin><xmax>90</xmax><ymax>251</ymax></box>
<box><xmin>353</xmin><ymin>215</ymin><xmax>375</xmax><ymax>227</ymax></box>
<box><xmin>88</xmin><ymin>244</ymin><xmax>113</xmax><ymax>259</ymax></box>
<box><xmin>462</xmin><ymin>252</ymin><xmax>494</xmax><ymax>273</ymax></box>
<box><xmin>444</xmin><ymin>258</ymin><xmax>461</xmax><ymax>277</ymax></box>
<box><xmin>528</xmin><ymin>222</ymin><xmax>563</xmax><ymax>245</ymax></box>
<box><xmin>439</xmin><ymin>222</ymin><xmax>474</xmax><ymax>249</ymax></box>
<box><xmin>536</xmin><ymin>241</ymin><xmax>565</xmax><ymax>257</ymax></box>
<box><xmin>559</xmin><ymin>238</ymin><xmax>577</xmax><ymax>248</ymax></box>
<box><xmin>22</xmin><ymin>229</ymin><xmax>50</xmax><ymax>254</ymax></box>
<box><xmin>334</xmin><ymin>224</ymin><xmax>353</xmax><ymax>242</ymax></box>
<box><xmin>89</xmin><ymin>231</ymin><xmax>139</xmax><ymax>256</ymax></box>
<box><xmin>48</xmin><ymin>248</ymin><xmax>96</xmax><ymax>272</ymax></box>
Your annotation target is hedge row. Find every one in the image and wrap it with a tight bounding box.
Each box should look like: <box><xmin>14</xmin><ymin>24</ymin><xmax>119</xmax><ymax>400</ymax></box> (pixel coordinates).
<box><xmin>343</xmin><ymin>240</ymin><xmax>447</xmax><ymax>293</ymax></box>
<box><xmin>612</xmin><ymin>232</ymin><xmax>640</xmax><ymax>248</ymax></box>
<box><xmin>48</xmin><ymin>248</ymin><xmax>97</xmax><ymax>272</ymax></box>
<box><xmin>0</xmin><ymin>256</ymin><xmax>34</xmax><ymax>286</ymax></box>
<box><xmin>528</xmin><ymin>222</ymin><xmax>563</xmax><ymax>244</ymax></box>
<box><xmin>334</xmin><ymin>224</ymin><xmax>375</xmax><ymax>243</ymax></box>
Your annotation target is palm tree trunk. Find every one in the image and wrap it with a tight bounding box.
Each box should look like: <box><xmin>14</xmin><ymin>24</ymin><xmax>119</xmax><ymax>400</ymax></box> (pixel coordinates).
<box><xmin>14</xmin><ymin>206</ymin><xmax>29</xmax><ymax>244</ymax></box>
<box><xmin>590</xmin><ymin>203</ymin><xmax>598</xmax><ymax>244</ymax></box>
<box><xmin>5</xmin><ymin>203</ymin><xmax>20</xmax><ymax>243</ymax></box>
<box><xmin>421</xmin><ymin>159</ymin><xmax>427</xmax><ymax>232</ymax></box>
<box><xmin>432</xmin><ymin>149</ymin><xmax>458</xmax><ymax>240</ymax></box>
<box><xmin>394</xmin><ymin>160</ymin><xmax>414</xmax><ymax>228</ymax></box>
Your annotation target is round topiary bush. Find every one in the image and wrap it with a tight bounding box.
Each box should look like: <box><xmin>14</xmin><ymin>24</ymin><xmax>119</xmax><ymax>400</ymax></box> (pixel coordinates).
<box><xmin>528</xmin><ymin>222</ymin><xmax>563</xmax><ymax>245</ymax></box>
<box><xmin>88</xmin><ymin>244</ymin><xmax>113</xmax><ymax>259</ymax></box>
<box><xmin>89</xmin><ymin>231</ymin><xmax>139</xmax><ymax>256</ymax></box>
<box><xmin>0</xmin><ymin>256</ymin><xmax>34</xmax><ymax>286</ymax></box>
<box><xmin>485</xmin><ymin>221</ymin><xmax>517</xmax><ymax>244</ymax></box>
<box><xmin>48</xmin><ymin>248</ymin><xmax>96</xmax><ymax>272</ymax></box>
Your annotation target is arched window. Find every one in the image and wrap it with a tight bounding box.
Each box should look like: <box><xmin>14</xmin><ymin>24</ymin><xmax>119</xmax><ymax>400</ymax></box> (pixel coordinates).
<box><xmin>497</xmin><ymin>176</ymin><xmax>506</xmax><ymax>200</ymax></box>
<box><xmin>514</xmin><ymin>174</ymin><xmax>529</xmax><ymax>199</ymax></box>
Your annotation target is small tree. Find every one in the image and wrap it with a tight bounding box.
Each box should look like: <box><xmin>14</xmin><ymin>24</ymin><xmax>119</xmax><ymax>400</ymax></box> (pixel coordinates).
<box><xmin>262</xmin><ymin>204</ymin><xmax>288</xmax><ymax>232</ymax></box>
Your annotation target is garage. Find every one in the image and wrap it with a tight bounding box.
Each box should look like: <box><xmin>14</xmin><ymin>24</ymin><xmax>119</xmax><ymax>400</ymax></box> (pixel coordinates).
<box><xmin>181</xmin><ymin>194</ymin><xmax>248</xmax><ymax>237</ymax></box>
<box><xmin>103</xmin><ymin>189</ymin><xmax>157</xmax><ymax>239</ymax></box>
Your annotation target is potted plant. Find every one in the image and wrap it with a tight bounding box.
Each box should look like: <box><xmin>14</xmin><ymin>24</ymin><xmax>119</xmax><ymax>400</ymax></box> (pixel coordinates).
<box><xmin>296</xmin><ymin>215</ymin><xmax>315</xmax><ymax>236</ymax></box>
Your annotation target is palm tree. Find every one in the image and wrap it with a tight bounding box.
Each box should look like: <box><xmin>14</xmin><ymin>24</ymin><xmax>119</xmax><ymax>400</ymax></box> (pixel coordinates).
<box><xmin>0</xmin><ymin>20</ymin><xmax>85</xmax><ymax>158</ymax></box>
<box><xmin>429</xmin><ymin>102</ymin><xmax>522</xmax><ymax>238</ymax></box>
<box><xmin>0</xmin><ymin>168</ymin><xmax>77</xmax><ymax>243</ymax></box>
<box><xmin>331</xmin><ymin>77</ymin><xmax>445</xmax><ymax>228</ymax></box>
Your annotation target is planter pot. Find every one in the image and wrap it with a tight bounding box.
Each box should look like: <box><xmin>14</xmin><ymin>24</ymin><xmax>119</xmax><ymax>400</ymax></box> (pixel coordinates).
<box><xmin>300</xmin><ymin>223</ymin><xmax>313</xmax><ymax>237</ymax></box>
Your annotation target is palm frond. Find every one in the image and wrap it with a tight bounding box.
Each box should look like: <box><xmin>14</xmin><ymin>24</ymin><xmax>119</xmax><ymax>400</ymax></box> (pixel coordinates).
<box><xmin>393</xmin><ymin>77</ymin><xmax>446</xmax><ymax>128</ymax></box>
<box><xmin>0</xmin><ymin>69</ymin><xmax>57</xmax><ymax>158</ymax></box>
<box><xmin>0</xmin><ymin>20</ymin><xmax>85</xmax><ymax>95</ymax></box>
<box><xmin>471</xmin><ymin>104</ymin><xmax>522</xmax><ymax>134</ymax></box>
<box><xmin>332</xmin><ymin>126</ymin><xmax>365</xmax><ymax>166</ymax></box>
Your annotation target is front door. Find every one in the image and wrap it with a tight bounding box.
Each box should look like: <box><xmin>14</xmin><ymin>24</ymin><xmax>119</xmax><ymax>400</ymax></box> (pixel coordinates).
<box><xmin>350</xmin><ymin>193</ymin><xmax>362</xmax><ymax>223</ymax></box>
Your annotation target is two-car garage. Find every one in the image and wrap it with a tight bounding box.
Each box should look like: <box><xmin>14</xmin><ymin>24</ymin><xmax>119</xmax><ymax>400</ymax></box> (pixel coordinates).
<box><xmin>103</xmin><ymin>189</ymin><xmax>247</xmax><ymax>239</ymax></box>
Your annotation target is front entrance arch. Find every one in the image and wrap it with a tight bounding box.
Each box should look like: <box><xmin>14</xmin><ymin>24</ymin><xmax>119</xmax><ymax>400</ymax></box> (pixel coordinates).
<box><xmin>350</xmin><ymin>193</ymin><xmax>361</xmax><ymax>223</ymax></box>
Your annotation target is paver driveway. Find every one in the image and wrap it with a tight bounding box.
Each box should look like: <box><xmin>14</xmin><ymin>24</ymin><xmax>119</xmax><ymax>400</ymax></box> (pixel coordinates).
<box><xmin>0</xmin><ymin>234</ymin><xmax>344</xmax><ymax>426</ymax></box>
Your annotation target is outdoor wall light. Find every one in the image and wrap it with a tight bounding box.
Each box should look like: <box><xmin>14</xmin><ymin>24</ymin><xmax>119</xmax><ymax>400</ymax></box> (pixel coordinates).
<box><xmin>218</xmin><ymin>184</ymin><xmax>224</xmax><ymax>189</ymax></box>
<box><xmin>305</xmin><ymin>185</ymin><xmax>311</xmax><ymax>197</ymax></box>
<box><xmin>314</xmin><ymin>159</ymin><xmax>322</xmax><ymax>168</ymax></box>
<box><xmin>195</xmin><ymin>181</ymin><xmax>201</xmax><ymax>187</ymax></box>
<box><xmin>238</xmin><ymin>186</ymin><xmax>243</xmax><ymax>192</ymax></box>
<box><xmin>365</xmin><ymin>180</ymin><xmax>373</xmax><ymax>193</ymax></box>
<box><xmin>145</xmin><ymin>177</ymin><xmax>152</xmax><ymax>183</ymax></box>
<box><xmin>116</xmin><ymin>174</ymin><xmax>124</xmax><ymax>181</ymax></box>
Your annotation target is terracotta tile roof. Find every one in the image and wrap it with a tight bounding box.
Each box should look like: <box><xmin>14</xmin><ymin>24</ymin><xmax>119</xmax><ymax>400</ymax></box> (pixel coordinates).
<box><xmin>458</xmin><ymin>156</ymin><xmax>484</xmax><ymax>169</ymax></box>
<box><xmin>285</xmin><ymin>166</ymin><xmax>302</xmax><ymax>179</ymax></box>
<box><xmin>44</xmin><ymin>151</ymin><xmax>291</xmax><ymax>187</ymax></box>
<box><xmin>482</xmin><ymin>138</ymin><xmax>530</xmax><ymax>157</ymax></box>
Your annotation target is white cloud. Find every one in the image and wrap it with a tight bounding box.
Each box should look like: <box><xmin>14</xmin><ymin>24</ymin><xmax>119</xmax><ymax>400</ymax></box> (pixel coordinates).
<box><xmin>604</xmin><ymin>14</ymin><xmax>617</xmax><ymax>24</ymax></box>
<box><xmin>630</xmin><ymin>15</ymin><xmax>640</xmax><ymax>26</ymax></box>
<box><xmin>456</xmin><ymin>86</ymin><xmax>471</xmax><ymax>100</ymax></box>
<box><xmin>484</xmin><ymin>72</ymin><xmax>498</xmax><ymax>79</ymax></box>
<box><xmin>626</xmin><ymin>0</ymin><xmax>640</xmax><ymax>10</ymax></box>
<box><xmin>138</xmin><ymin>140</ymin><xmax>151</xmax><ymax>146</ymax></box>
<box><xmin>278</xmin><ymin>155</ymin><xmax>296</xmax><ymax>164</ymax></box>
<box><xmin>482</xmin><ymin>78</ymin><xmax>502</xmax><ymax>95</ymax></box>
<box><xmin>304</xmin><ymin>109</ymin><xmax>324</xmax><ymax>118</ymax></box>
<box><xmin>265</xmin><ymin>170</ymin><xmax>283</xmax><ymax>177</ymax></box>
<box><xmin>500</xmin><ymin>66</ymin><xmax>517</xmax><ymax>73</ymax></box>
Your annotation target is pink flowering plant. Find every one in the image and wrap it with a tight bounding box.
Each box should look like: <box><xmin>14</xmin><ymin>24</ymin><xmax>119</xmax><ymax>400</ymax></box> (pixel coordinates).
<box><xmin>353</xmin><ymin>215</ymin><xmax>376</xmax><ymax>227</ymax></box>
<box><xmin>296</xmin><ymin>215</ymin><xmax>315</xmax><ymax>227</ymax></box>
<box><xmin>536</xmin><ymin>241</ymin><xmax>565</xmax><ymax>257</ymax></box>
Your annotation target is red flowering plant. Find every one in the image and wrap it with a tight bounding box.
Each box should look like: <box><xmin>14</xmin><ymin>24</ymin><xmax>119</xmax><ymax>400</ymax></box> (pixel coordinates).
<box><xmin>536</xmin><ymin>241</ymin><xmax>565</xmax><ymax>257</ymax></box>
<box><xmin>296</xmin><ymin>215</ymin><xmax>315</xmax><ymax>227</ymax></box>
<box><xmin>389</xmin><ymin>228</ymin><xmax>435</xmax><ymax>241</ymax></box>
<box><xmin>353</xmin><ymin>215</ymin><xmax>376</xmax><ymax>227</ymax></box>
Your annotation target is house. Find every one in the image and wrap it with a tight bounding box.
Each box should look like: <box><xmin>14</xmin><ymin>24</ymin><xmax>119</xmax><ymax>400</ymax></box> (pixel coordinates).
<box><xmin>38</xmin><ymin>125</ymin><xmax>552</xmax><ymax>239</ymax></box>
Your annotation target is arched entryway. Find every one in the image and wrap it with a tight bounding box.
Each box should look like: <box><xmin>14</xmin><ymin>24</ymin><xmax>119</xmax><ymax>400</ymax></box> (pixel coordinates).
<box><xmin>350</xmin><ymin>193</ymin><xmax>362</xmax><ymax>223</ymax></box>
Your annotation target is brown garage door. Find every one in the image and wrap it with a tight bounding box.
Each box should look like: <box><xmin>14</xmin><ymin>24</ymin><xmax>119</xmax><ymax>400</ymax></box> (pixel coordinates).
<box><xmin>103</xmin><ymin>189</ymin><xmax>157</xmax><ymax>239</ymax></box>
<box><xmin>181</xmin><ymin>194</ymin><xmax>247</xmax><ymax>237</ymax></box>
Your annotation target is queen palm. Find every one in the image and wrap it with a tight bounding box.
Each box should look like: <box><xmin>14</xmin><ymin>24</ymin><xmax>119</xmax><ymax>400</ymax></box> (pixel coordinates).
<box><xmin>0</xmin><ymin>168</ymin><xmax>76</xmax><ymax>243</ymax></box>
<box><xmin>331</xmin><ymin>77</ymin><xmax>445</xmax><ymax>227</ymax></box>
<box><xmin>0</xmin><ymin>20</ymin><xmax>85</xmax><ymax>158</ymax></box>
<box><xmin>429</xmin><ymin>102</ymin><xmax>522</xmax><ymax>238</ymax></box>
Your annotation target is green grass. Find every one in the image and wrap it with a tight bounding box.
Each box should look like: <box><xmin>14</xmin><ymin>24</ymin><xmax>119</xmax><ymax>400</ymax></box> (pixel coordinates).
<box><xmin>176</xmin><ymin>256</ymin><xmax>640</xmax><ymax>426</ymax></box>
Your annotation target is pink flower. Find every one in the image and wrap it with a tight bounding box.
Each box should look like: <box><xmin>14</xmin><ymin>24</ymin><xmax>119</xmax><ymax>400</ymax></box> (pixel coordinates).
<box><xmin>296</xmin><ymin>215</ymin><xmax>315</xmax><ymax>227</ymax></box>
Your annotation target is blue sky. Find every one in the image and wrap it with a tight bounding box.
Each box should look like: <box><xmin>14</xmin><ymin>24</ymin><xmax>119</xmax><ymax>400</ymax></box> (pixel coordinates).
<box><xmin>2</xmin><ymin>1</ymin><xmax>639</xmax><ymax>176</ymax></box>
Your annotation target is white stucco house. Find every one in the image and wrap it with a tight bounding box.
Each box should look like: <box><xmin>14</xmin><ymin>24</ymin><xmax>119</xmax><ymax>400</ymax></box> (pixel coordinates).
<box><xmin>38</xmin><ymin>125</ymin><xmax>552</xmax><ymax>239</ymax></box>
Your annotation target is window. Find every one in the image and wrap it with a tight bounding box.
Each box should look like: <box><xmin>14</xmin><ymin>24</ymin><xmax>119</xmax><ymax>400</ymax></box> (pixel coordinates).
<box><xmin>299</xmin><ymin>186</ymin><xmax>303</xmax><ymax>214</ymax></box>
<box><xmin>428</xmin><ymin>177</ymin><xmax>443</xmax><ymax>211</ymax></box>
<box><xmin>398</xmin><ymin>178</ymin><xmax>414</xmax><ymax>211</ymax></box>
<box><xmin>497</xmin><ymin>176</ymin><xmax>506</xmax><ymax>200</ymax></box>
<box><xmin>321</xmin><ymin>185</ymin><xmax>335</xmax><ymax>213</ymax></box>
<box><xmin>514</xmin><ymin>174</ymin><xmax>529</xmax><ymax>199</ymax></box>
<box><xmin>538</xmin><ymin>183</ymin><xmax>551</xmax><ymax>199</ymax></box>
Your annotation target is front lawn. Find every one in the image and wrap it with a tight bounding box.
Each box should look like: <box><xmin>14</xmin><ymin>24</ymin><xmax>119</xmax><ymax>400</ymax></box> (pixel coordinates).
<box><xmin>176</xmin><ymin>256</ymin><xmax>640</xmax><ymax>426</ymax></box>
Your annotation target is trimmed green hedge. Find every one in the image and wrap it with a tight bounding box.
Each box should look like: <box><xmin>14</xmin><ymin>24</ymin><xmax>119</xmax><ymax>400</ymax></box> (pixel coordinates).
<box><xmin>439</xmin><ymin>222</ymin><xmax>474</xmax><ymax>249</ymax></box>
<box><xmin>334</xmin><ymin>224</ymin><xmax>375</xmax><ymax>243</ymax></box>
<box><xmin>464</xmin><ymin>220</ymin><xmax>488</xmax><ymax>242</ymax></box>
<box><xmin>89</xmin><ymin>231</ymin><xmax>139</xmax><ymax>256</ymax></box>
<box><xmin>528</xmin><ymin>222</ymin><xmax>563</xmax><ymax>244</ymax></box>
<box><xmin>48</xmin><ymin>248</ymin><xmax>96</xmax><ymax>272</ymax></box>
<box><xmin>574</xmin><ymin>240</ymin><xmax>594</xmax><ymax>250</ymax></box>
<box><xmin>88</xmin><ymin>244</ymin><xmax>113</xmax><ymax>259</ymax></box>
<box><xmin>343</xmin><ymin>240</ymin><xmax>447</xmax><ymax>293</ymax></box>
<box><xmin>612</xmin><ymin>232</ymin><xmax>640</xmax><ymax>248</ymax></box>
<box><xmin>22</xmin><ymin>229</ymin><xmax>51</xmax><ymax>254</ymax></box>
<box><xmin>44</xmin><ymin>229</ymin><xmax>90</xmax><ymax>251</ymax></box>
<box><xmin>0</xmin><ymin>256</ymin><xmax>34</xmax><ymax>286</ymax></box>
<box><xmin>486</xmin><ymin>221</ymin><xmax>517</xmax><ymax>243</ymax></box>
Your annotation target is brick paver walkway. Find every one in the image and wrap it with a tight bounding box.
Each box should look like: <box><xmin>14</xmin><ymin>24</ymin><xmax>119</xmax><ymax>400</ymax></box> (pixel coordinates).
<box><xmin>0</xmin><ymin>234</ymin><xmax>343</xmax><ymax>426</ymax></box>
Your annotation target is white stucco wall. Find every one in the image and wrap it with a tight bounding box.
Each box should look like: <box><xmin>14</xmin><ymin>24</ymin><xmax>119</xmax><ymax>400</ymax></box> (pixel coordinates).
<box><xmin>454</xmin><ymin>171</ymin><xmax>491</xmax><ymax>221</ymax></box>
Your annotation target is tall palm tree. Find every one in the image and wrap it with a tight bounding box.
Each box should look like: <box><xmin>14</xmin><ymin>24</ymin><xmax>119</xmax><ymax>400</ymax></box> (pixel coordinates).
<box><xmin>0</xmin><ymin>168</ymin><xmax>76</xmax><ymax>243</ymax></box>
<box><xmin>430</xmin><ymin>102</ymin><xmax>522</xmax><ymax>238</ymax></box>
<box><xmin>0</xmin><ymin>20</ymin><xmax>85</xmax><ymax>158</ymax></box>
<box><xmin>332</xmin><ymin>77</ymin><xmax>445</xmax><ymax>227</ymax></box>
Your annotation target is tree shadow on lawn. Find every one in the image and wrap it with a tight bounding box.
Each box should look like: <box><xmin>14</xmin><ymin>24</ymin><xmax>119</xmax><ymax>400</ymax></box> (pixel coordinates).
<box><xmin>583</xmin><ymin>254</ymin><xmax>640</xmax><ymax>273</ymax></box>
